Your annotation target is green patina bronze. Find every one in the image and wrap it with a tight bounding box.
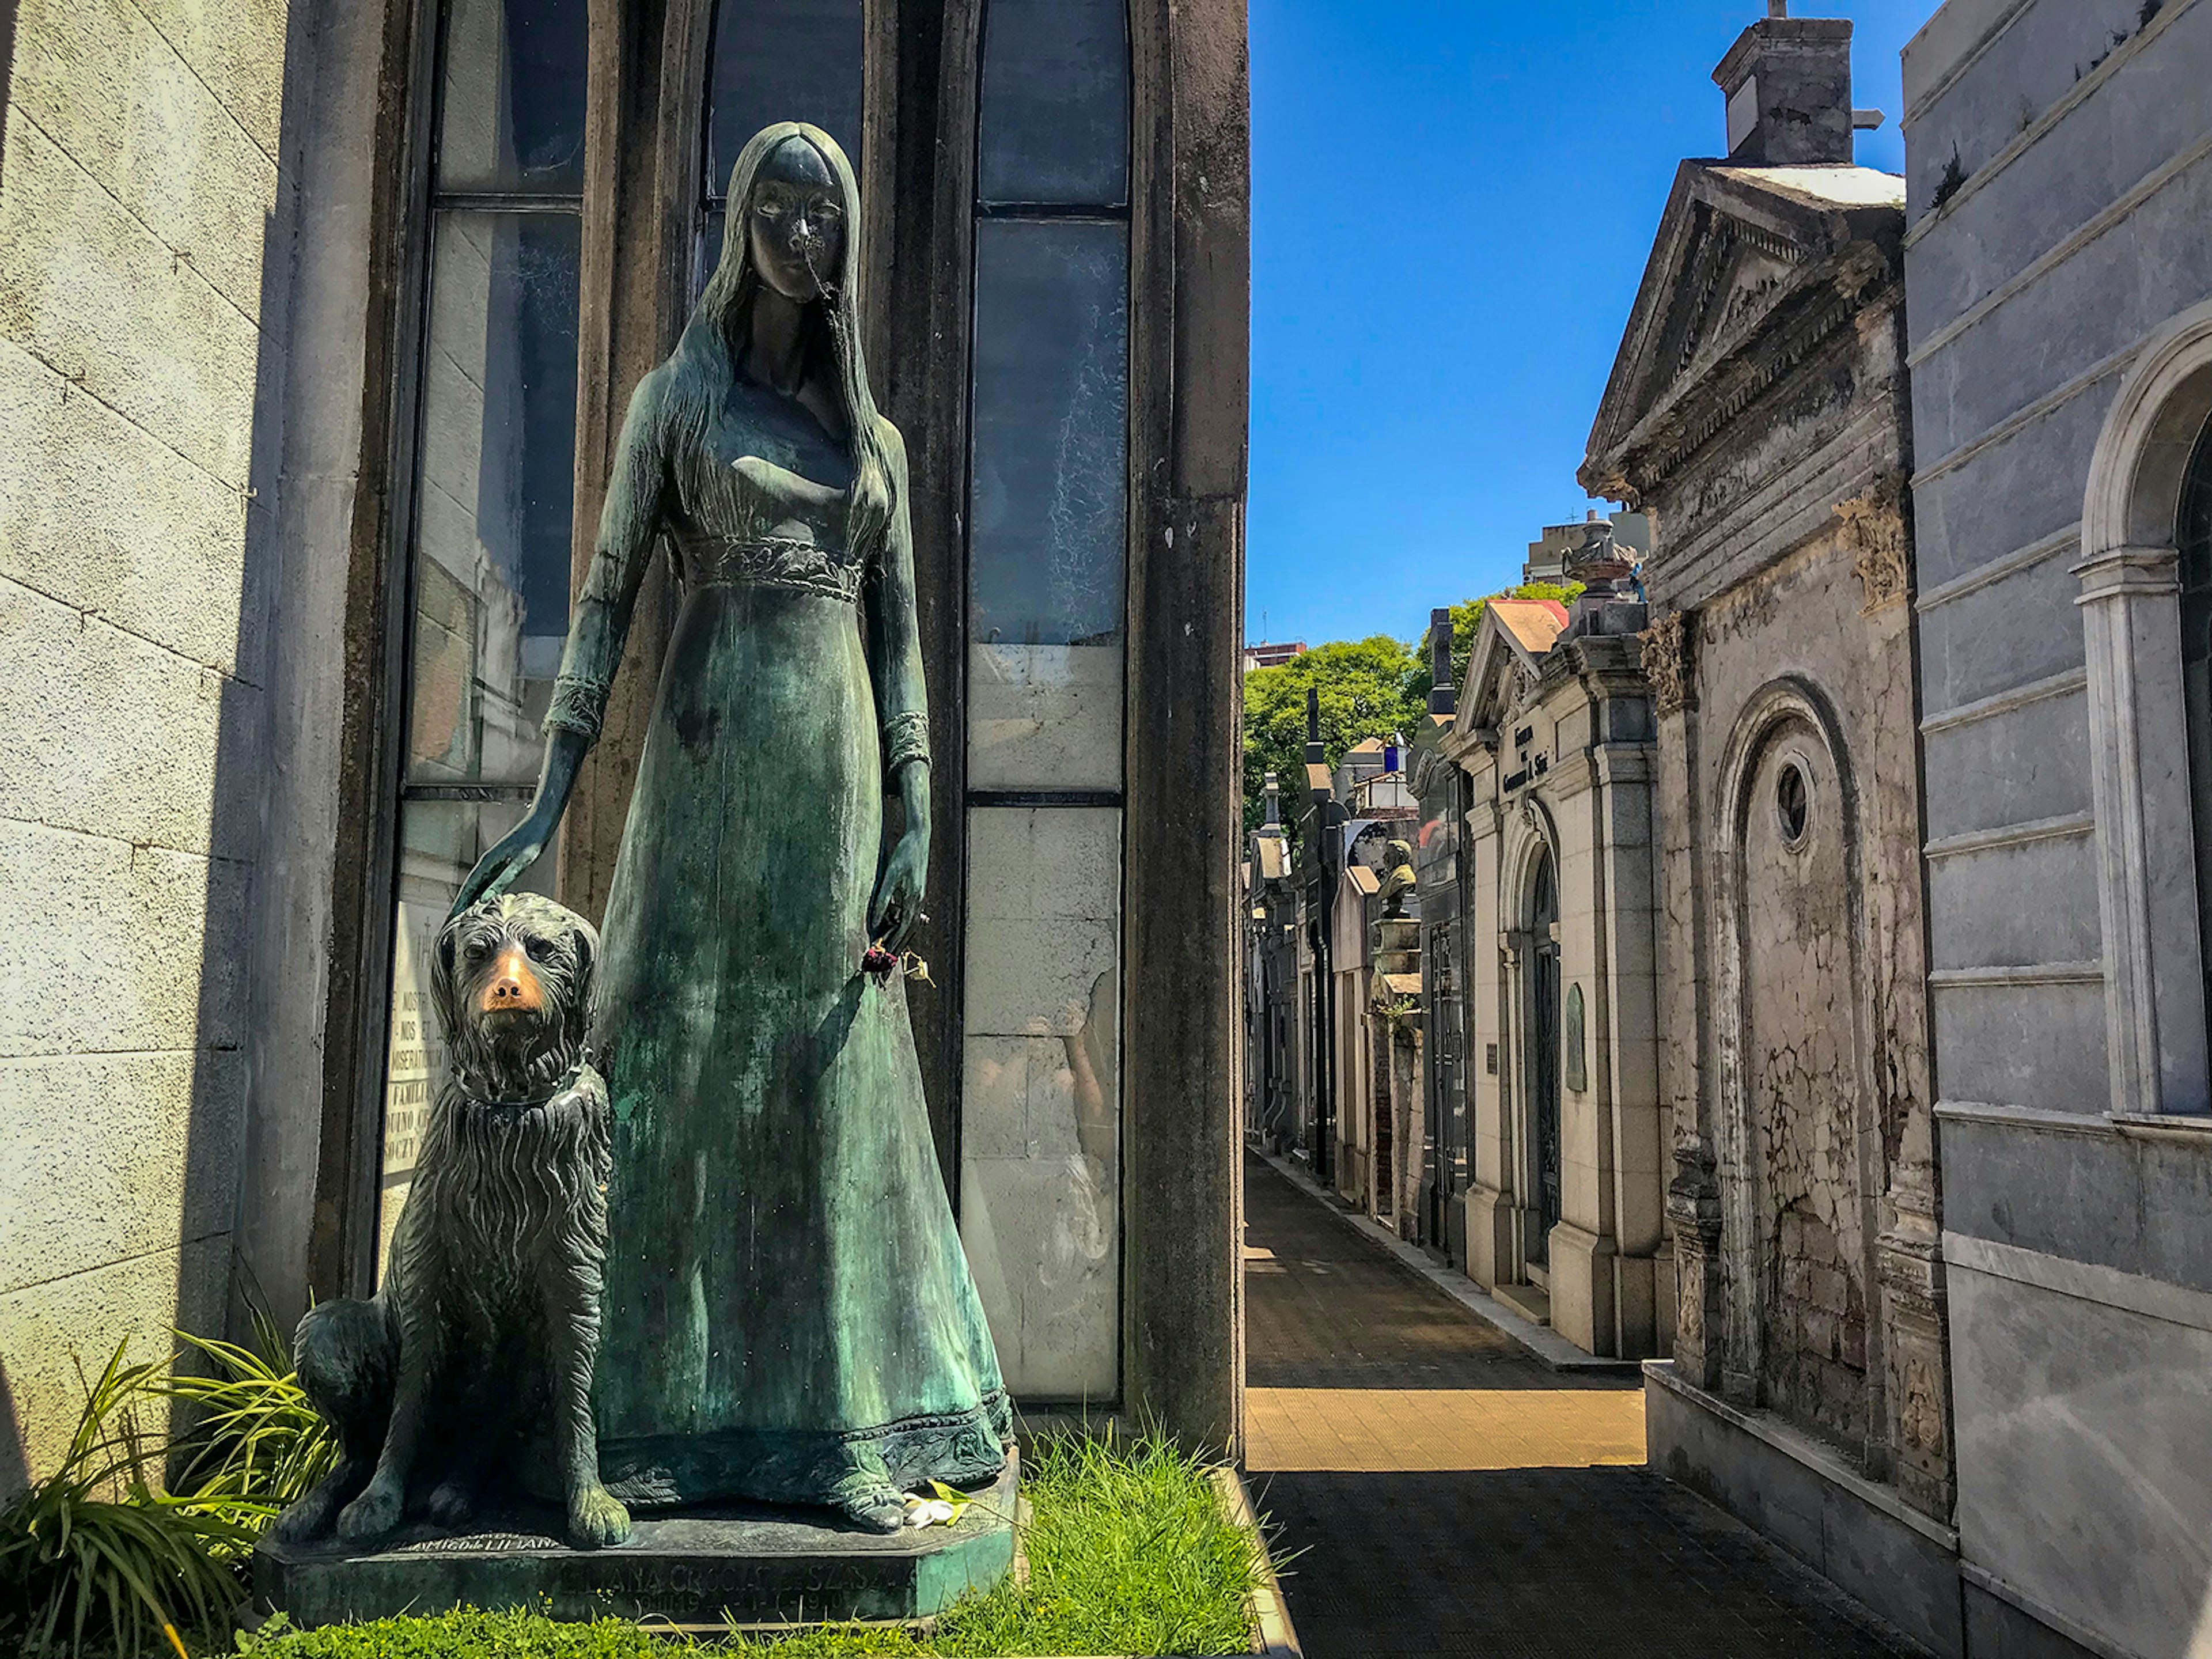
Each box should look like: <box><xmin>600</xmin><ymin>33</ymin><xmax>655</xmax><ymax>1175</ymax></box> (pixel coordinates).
<box><xmin>456</xmin><ymin>122</ymin><xmax>1010</xmax><ymax>1537</ymax></box>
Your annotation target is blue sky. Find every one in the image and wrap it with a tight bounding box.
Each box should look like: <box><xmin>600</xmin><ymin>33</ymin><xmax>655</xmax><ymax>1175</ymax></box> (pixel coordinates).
<box><xmin>1244</xmin><ymin>0</ymin><xmax>1930</xmax><ymax>647</ymax></box>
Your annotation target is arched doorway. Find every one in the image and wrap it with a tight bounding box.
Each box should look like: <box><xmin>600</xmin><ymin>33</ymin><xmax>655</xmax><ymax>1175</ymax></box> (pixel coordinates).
<box><xmin>1527</xmin><ymin>846</ymin><xmax>1562</xmax><ymax>1271</ymax></box>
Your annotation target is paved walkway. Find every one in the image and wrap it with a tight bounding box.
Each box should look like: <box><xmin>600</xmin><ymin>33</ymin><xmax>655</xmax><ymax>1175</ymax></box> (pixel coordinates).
<box><xmin>1241</xmin><ymin>1151</ymin><xmax>1922</xmax><ymax>1659</ymax></box>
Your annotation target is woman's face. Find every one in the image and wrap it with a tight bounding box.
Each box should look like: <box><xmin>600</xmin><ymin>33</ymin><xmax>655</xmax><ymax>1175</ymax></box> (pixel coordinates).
<box><xmin>747</xmin><ymin>138</ymin><xmax>845</xmax><ymax>302</ymax></box>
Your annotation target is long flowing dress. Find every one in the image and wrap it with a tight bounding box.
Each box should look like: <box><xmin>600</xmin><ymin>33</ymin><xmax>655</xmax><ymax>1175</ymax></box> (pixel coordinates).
<box><xmin>543</xmin><ymin>356</ymin><xmax>1012</xmax><ymax>1517</ymax></box>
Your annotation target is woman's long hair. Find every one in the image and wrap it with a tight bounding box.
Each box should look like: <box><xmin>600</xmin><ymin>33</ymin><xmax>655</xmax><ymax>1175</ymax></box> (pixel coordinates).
<box><xmin>669</xmin><ymin>122</ymin><xmax>896</xmax><ymax>555</ymax></box>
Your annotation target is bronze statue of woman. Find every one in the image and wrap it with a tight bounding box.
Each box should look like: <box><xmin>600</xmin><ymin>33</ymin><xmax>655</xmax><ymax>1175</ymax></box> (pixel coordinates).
<box><xmin>454</xmin><ymin>122</ymin><xmax>1011</xmax><ymax>1533</ymax></box>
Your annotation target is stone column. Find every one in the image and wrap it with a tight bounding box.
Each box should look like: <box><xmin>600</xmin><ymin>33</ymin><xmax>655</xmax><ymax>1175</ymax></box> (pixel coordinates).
<box><xmin>1667</xmin><ymin>1136</ymin><xmax>1726</xmax><ymax>1391</ymax></box>
<box><xmin>1643</xmin><ymin>611</ymin><xmax>1720</xmax><ymax>1382</ymax></box>
<box><xmin>2077</xmin><ymin>542</ymin><xmax>2209</xmax><ymax>1114</ymax></box>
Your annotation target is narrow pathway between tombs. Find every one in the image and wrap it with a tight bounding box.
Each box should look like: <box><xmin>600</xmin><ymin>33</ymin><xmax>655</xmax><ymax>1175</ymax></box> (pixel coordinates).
<box><xmin>1240</xmin><ymin>1152</ymin><xmax>1924</xmax><ymax>1658</ymax></box>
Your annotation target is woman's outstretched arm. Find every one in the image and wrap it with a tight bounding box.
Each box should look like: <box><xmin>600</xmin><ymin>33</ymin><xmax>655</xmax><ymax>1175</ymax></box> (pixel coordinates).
<box><xmin>451</xmin><ymin>373</ymin><xmax>672</xmax><ymax>916</ymax></box>
<box><xmin>866</xmin><ymin>425</ymin><xmax>931</xmax><ymax>950</ymax></box>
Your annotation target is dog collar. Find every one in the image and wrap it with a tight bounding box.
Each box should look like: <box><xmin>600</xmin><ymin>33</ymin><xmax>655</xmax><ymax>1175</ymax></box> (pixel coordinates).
<box><xmin>464</xmin><ymin>1052</ymin><xmax>592</xmax><ymax>1113</ymax></box>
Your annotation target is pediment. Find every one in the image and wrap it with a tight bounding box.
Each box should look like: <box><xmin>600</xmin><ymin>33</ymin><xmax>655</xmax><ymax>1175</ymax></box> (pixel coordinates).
<box><xmin>1454</xmin><ymin>601</ymin><xmax>1566</xmax><ymax>738</ymax></box>
<box><xmin>1581</xmin><ymin>161</ymin><xmax>1904</xmax><ymax>506</ymax></box>
<box><xmin>1644</xmin><ymin>212</ymin><xmax>1800</xmax><ymax>416</ymax></box>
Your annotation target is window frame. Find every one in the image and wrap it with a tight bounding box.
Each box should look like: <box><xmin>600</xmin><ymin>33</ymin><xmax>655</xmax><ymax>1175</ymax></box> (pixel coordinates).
<box><xmin>2077</xmin><ymin>298</ymin><xmax>2212</xmax><ymax>1119</ymax></box>
<box><xmin>952</xmin><ymin>0</ymin><xmax>1135</xmax><ymax>1406</ymax></box>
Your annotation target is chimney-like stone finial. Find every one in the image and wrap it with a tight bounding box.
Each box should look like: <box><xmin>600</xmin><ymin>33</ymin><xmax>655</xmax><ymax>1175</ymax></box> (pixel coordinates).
<box><xmin>1714</xmin><ymin>12</ymin><xmax>1854</xmax><ymax>166</ymax></box>
<box><xmin>1428</xmin><ymin>608</ymin><xmax>1456</xmax><ymax>718</ymax></box>
<box><xmin>1305</xmin><ymin>685</ymin><xmax>1324</xmax><ymax>765</ymax></box>
<box><xmin>1263</xmin><ymin>771</ymin><xmax>1282</xmax><ymax>826</ymax></box>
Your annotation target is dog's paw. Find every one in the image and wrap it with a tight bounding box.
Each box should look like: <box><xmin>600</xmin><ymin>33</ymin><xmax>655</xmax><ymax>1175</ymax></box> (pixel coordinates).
<box><xmin>336</xmin><ymin>1480</ymin><xmax>404</xmax><ymax>1547</ymax></box>
<box><xmin>270</xmin><ymin>1484</ymin><xmax>343</xmax><ymax>1544</ymax></box>
<box><xmin>566</xmin><ymin>1482</ymin><xmax>631</xmax><ymax>1549</ymax></box>
<box><xmin>425</xmin><ymin>1478</ymin><xmax>477</xmax><ymax>1528</ymax></box>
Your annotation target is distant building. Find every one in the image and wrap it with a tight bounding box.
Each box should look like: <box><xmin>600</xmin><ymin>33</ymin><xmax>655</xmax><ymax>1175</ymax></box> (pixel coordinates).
<box><xmin>1243</xmin><ymin>640</ymin><xmax>1309</xmax><ymax>674</ymax></box>
<box><xmin>1441</xmin><ymin>584</ymin><xmax>1665</xmax><ymax>1361</ymax></box>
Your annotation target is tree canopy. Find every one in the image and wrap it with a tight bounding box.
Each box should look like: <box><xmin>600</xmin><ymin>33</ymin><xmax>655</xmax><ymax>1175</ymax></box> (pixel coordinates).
<box><xmin>1403</xmin><ymin>581</ymin><xmax>1584</xmax><ymax>707</ymax></box>
<box><xmin>1241</xmin><ymin>636</ymin><xmax>1424</xmax><ymax>834</ymax></box>
<box><xmin>1243</xmin><ymin>582</ymin><xmax>1586</xmax><ymax>836</ymax></box>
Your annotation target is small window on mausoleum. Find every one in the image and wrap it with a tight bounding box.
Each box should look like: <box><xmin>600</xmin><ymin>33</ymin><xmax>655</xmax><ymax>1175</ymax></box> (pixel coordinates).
<box><xmin>1776</xmin><ymin>759</ymin><xmax>1810</xmax><ymax>849</ymax></box>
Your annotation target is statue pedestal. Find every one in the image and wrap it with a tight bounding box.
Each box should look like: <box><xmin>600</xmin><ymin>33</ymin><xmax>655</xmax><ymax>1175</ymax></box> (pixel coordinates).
<box><xmin>254</xmin><ymin>1453</ymin><xmax>1018</xmax><ymax>1632</ymax></box>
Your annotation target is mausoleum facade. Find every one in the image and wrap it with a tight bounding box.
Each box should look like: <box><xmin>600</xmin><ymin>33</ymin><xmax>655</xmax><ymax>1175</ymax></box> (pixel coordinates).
<box><xmin>0</xmin><ymin>0</ymin><xmax>1248</xmax><ymax>1483</ymax></box>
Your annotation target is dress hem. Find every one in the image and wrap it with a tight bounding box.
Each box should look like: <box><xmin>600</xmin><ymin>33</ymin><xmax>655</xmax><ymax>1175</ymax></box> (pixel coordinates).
<box><xmin>599</xmin><ymin>1389</ymin><xmax>1016</xmax><ymax>1509</ymax></box>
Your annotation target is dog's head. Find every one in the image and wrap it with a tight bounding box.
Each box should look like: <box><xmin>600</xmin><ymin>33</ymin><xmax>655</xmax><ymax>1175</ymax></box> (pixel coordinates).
<box><xmin>432</xmin><ymin>893</ymin><xmax>599</xmax><ymax>1099</ymax></box>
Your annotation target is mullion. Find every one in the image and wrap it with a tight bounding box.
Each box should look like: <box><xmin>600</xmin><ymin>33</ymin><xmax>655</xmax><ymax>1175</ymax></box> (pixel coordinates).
<box><xmin>431</xmin><ymin>192</ymin><xmax>585</xmax><ymax>213</ymax></box>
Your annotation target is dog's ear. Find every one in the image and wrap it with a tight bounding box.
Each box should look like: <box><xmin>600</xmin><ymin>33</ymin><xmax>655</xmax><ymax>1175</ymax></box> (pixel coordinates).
<box><xmin>431</xmin><ymin>900</ymin><xmax>489</xmax><ymax>1046</ymax></box>
<box><xmin>565</xmin><ymin>911</ymin><xmax>601</xmax><ymax>1043</ymax></box>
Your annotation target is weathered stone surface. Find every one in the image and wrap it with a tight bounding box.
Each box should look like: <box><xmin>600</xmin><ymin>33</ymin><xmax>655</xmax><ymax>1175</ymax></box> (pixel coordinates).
<box><xmin>128</xmin><ymin>0</ymin><xmax>296</xmax><ymax>162</ymax></box>
<box><xmin>0</xmin><ymin>112</ymin><xmax>266</xmax><ymax>493</ymax></box>
<box><xmin>0</xmin><ymin>1236</ymin><xmax>230</xmax><ymax>1484</ymax></box>
<box><xmin>0</xmin><ymin>0</ymin><xmax>290</xmax><ymax>1491</ymax></box>
<box><xmin>962</xmin><ymin>806</ymin><xmax>1120</xmax><ymax>1039</ymax></box>
<box><xmin>0</xmin><ymin>819</ymin><xmax>249</xmax><ymax>1058</ymax></box>
<box><xmin>10</xmin><ymin>0</ymin><xmax>284</xmax><ymax>321</ymax></box>
<box><xmin>0</xmin><ymin>343</ymin><xmax>265</xmax><ymax>678</ymax></box>
<box><xmin>255</xmin><ymin>1455</ymin><xmax>1020</xmax><ymax>1630</ymax></box>
<box><xmin>0</xmin><ymin>1048</ymin><xmax>243</xmax><ymax>1297</ymax></box>
<box><xmin>967</xmin><ymin>643</ymin><xmax>1123</xmax><ymax>791</ymax></box>
<box><xmin>1946</xmin><ymin>1256</ymin><xmax>2212</xmax><ymax>1659</ymax></box>
<box><xmin>0</xmin><ymin>575</ymin><xmax>247</xmax><ymax>857</ymax></box>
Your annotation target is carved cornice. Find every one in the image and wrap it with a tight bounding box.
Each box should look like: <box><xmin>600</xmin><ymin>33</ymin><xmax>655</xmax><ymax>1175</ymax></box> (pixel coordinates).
<box><xmin>1640</xmin><ymin>611</ymin><xmax>1696</xmax><ymax>717</ymax></box>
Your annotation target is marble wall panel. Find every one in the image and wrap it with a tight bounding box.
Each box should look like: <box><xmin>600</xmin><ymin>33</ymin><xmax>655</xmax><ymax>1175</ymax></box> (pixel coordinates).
<box><xmin>967</xmin><ymin>643</ymin><xmax>1123</xmax><ymax>791</ymax></box>
<box><xmin>961</xmin><ymin>806</ymin><xmax>1120</xmax><ymax>1400</ymax></box>
<box><xmin>1916</xmin><ymin>549</ymin><xmax>2085</xmax><ymax>715</ymax></box>
<box><xmin>1949</xmin><ymin>1259</ymin><xmax>2212</xmax><ymax>1659</ymax></box>
<box><xmin>1925</xmin><ymin>834</ymin><xmax>2103</xmax><ymax>972</ymax></box>
<box><xmin>1929</xmin><ymin>980</ymin><xmax>2107</xmax><ymax>1112</ymax></box>
<box><xmin>1920</xmin><ymin>690</ymin><xmax>2093</xmax><ymax>842</ymax></box>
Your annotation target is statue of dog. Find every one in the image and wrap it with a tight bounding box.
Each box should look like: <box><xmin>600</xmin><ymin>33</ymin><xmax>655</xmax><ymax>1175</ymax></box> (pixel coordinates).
<box><xmin>271</xmin><ymin>892</ymin><xmax>631</xmax><ymax>1551</ymax></box>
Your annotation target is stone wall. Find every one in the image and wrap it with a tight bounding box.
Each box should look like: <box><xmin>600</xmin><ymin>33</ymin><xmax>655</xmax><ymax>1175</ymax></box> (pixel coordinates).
<box><xmin>0</xmin><ymin>0</ymin><xmax>300</xmax><ymax>1487</ymax></box>
<box><xmin>1904</xmin><ymin>0</ymin><xmax>2212</xmax><ymax>1648</ymax></box>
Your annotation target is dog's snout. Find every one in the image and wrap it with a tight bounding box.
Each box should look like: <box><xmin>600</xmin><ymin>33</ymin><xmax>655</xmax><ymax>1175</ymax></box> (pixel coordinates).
<box><xmin>478</xmin><ymin>945</ymin><xmax>545</xmax><ymax>1014</ymax></box>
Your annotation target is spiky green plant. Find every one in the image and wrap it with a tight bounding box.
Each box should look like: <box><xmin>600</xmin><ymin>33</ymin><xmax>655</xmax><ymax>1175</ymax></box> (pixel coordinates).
<box><xmin>0</xmin><ymin>1342</ymin><xmax>255</xmax><ymax>1657</ymax></box>
<box><xmin>157</xmin><ymin>1305</ymin><xmax>336</xmax><ymax>1546</ymax></box>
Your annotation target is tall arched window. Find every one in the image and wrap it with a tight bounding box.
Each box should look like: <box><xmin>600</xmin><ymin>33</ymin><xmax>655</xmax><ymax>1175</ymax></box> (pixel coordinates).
<box><xmin>374</xmin><ymin>0</ymin><xmax>590</xmax><ymax>1270</ymax></box>
<box><xmin>2180</xmin><ymin>411</ymin><xmax>2212</xmax><ymax>1046</ymax></box>
<box><xmin>372</xmin><ymin>0</ymin><xmax>872</xmax><ymax>1274</ymax></box>
<box><xmin>697</xmin><ymin>0</ymin><xmax>866</xmax><ymax>282</ymax></box>
<box><xmin>959</xmin><ymin>0</ymin><xmax>1131</xmax><ymax>1403</ymax></box>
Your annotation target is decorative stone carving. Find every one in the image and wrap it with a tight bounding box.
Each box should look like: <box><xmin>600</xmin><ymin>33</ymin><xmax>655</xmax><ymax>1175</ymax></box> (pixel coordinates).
<box><xmin>1836</xmin><ymin>476</ymin><xmax>1910</xmax><ymax>614</ymax></box>
<box><xmin>1666</xmin><ymin>1132</ymin><xmax>1726</xmax><ymax>1391</ymax></box>
<box><xmin>1640</xmin><ymin>611</ymin><xmax>1696</xmax><ymax>716</ymax></box>
<box><xmin>1512</xmin><ymin>662</ymin><xmax>1539</xmax><ymax>712</ymax></box>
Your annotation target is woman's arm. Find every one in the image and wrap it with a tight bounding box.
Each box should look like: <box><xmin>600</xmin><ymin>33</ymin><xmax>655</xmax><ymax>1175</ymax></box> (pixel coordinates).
<box><xmin>865</xmin><ymin>425</ymin><xmax>931</xmax><ymax>950</ymax></box>
<box><xmin>451</xmin><ymin>375</ymin><xmax>671</xmax><ymax>916</ymax></box>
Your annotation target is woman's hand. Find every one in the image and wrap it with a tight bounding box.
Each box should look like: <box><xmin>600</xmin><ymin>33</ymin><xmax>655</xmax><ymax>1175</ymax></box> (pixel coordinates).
<box><xmin>446</xmin><ymin>729</ymin><xmax>592</xmax><ymax>922</ymax></box>
<box><xmin>868</xmin><ymin>758</ymin><xmax>931</xmax><ymax>952</ymax></box>
<box><xmin>449</xmin><ymin>810</ymin><xmax>555</xmax><ymax>920</ymax></box>
<box><xmin>868</xmin><ymin>828</ymin><xmax>927</xmax><ymax>952</ymax></box>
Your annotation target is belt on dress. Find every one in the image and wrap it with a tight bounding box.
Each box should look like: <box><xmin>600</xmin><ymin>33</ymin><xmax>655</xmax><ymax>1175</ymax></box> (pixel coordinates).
<box><xmin>687</xmin><ymin>535</ymin><xmax>865</xmax><ymax>604</ymax></box>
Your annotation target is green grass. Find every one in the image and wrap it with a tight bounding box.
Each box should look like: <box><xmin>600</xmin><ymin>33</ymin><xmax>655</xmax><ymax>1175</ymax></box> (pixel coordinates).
<box><xmin>230</xmin><ymin>1431</ymin><xmax>1274</xmax><ymax>1658</ymax></box>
